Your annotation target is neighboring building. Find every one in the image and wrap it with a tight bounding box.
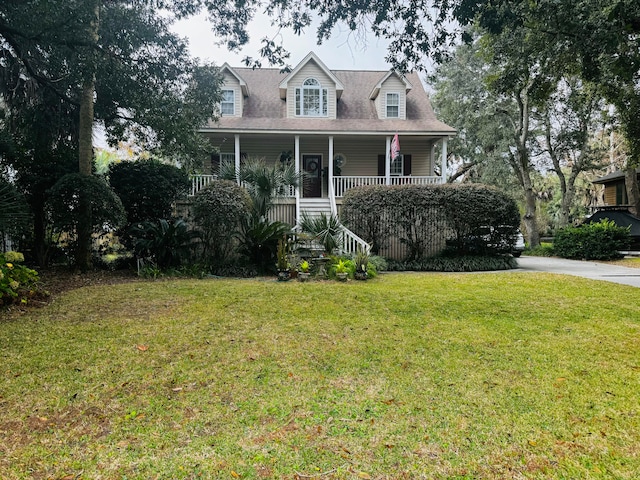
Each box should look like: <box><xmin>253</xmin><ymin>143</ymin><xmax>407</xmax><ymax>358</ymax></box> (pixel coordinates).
<box><xmin>589</xmin><ymin>168</ymin><xmax>640</xmax><ymax>250</ymax></box>
<box><xmin>191</xmin><ymin>52</ymin><xmax>456</xmax><ymax>256</ymax></box>
<box><xmin>591</xmin><ymin>168</ymin><xmax>640</xmax><ymax>208</ymax></box>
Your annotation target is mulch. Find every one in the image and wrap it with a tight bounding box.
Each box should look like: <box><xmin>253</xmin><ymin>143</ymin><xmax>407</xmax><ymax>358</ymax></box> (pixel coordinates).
<box><xmin>2</xmin><ymin>268</ymin><xmax>141</xmax><ymax>315</ymax></box>
<box><xmin>36</xmin><ymin>267</ymin><xmax>141</xmax><ymax>298</ymax></box>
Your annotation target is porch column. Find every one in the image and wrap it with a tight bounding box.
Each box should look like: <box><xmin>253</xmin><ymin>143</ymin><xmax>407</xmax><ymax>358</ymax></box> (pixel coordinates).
<box><xmin>234</xmin><ymin>134</ymin><xmax>241</xmax><ymax>185</ymax></box>
<box><xmin>295</xmin><ymin>135</ymin><xmax>300</xmax><ymax>223</ymax></box>
<box><xmin>328</xmin><ymin>136</ymin><xmax>337</xmax><ymax>215</ymax></box>
<box><xmin>328</xmin><ymin>135</ymin><xmax>334</xmax><ymax>191</ymax></box>
<box><xmin>441</xmin><ymin>137</ymin><xmax>448</xmax><ymax>183</ymax></box>
<box><xmin>431</xmin><ymin>143</ymin><xmax>437</xmax><ymax>176</ymax></box>
<box><xmin>385</xmin><ymin>136</ymin><xmax>391</xmax><ymax>185</ymax></box>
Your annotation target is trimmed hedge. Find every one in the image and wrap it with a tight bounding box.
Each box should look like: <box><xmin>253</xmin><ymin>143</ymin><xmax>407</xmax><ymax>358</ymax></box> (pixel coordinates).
<box><xmin>47</xmin><ymin>173</ymin><xmax>126</xmax><ymax>235</ymax></box>
<box><xmin>109</xmin><ymin>159</ymin><xmax>190</xmax><ymax>225</ymax></box>
<box><xmin>192</xmin><ymin>180</ymin><xmax>252</xmax><ymax>263</ymax></box>
<box><xmin>553</xmin><ymin>219</ymin><xmax>630</xmax><ymax>260</ymax></box>
<box><xmin>387</xmin><ymin>255</ymin><xmax>518</xmax><ymax>272</ymax></box>
<box><xmin>342</xmin><ymin>183</ymin><xmax>520</xmax><ymax>261</ymax></box>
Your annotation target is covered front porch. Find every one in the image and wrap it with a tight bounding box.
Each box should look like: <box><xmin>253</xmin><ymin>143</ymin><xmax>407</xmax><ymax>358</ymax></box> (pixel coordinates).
<box><xmin>191</xmin><ymin>132</ymin><xmax>449</xmax><ymax>210</ymax></box>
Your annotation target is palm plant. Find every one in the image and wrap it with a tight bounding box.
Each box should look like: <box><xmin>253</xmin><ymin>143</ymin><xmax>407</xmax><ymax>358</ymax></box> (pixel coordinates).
<box><xmin>218</xmin><ymin>157</ymin><xmax>305</xmax><ymax>218</ymax></box>
<box><xmin>299</xmin><ymin>212</ymin><xmax>343</xmax><ymax>254</ymax></box>
<box><xmin>237</xmin><ymin>216</ymin><xmax>291</xmax><ymax>273</ymax></box>
<box><xmin>129</xmin><ymin>218</ymin><xmax>200</xmax><ymax>269</ymax></box>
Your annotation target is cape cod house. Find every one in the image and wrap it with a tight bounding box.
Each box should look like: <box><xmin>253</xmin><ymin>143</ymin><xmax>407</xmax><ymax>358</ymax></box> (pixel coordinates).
<box><xmin>191</xmin><ymin>52</ymin><xmax>456</xmax><ymax>254</ymax></box>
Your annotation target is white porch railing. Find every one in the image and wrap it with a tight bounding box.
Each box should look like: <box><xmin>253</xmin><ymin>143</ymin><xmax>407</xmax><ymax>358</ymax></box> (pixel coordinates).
<box><xmin>189</xmin><ymin>175</ymin><xmax>296</xmax><ymax>198</ymax></box>
<box><xmin>190</xmin><ymin>175</ymin><xmax>217</xmax><ymax>196</ymax></box>
<box><xmin>340</xmin><ymin>227</ymin><xmax>371</xmax><ymax>256</ymax></box>
<box><xmin>390</xmin><ymin>176</ymin><xmax>444</xmax><ymax>186</ymax></box>
<box><xmin>191</xmin><ymin>174</ymin><xmax>445</xmax><ymax>198</ymax></box>
<box><xmin>333</xmin><ymin>175</ymin><xmax>445</xmax><ymax>197</ymax></box>
<box><xmin>333</xmin><ymin>176</ymin><xmax>386</xmax><ymax>198</ymax></box>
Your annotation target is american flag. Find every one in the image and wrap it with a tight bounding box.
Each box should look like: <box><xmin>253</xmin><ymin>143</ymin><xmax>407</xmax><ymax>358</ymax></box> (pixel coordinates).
<box><xmin>390</xmin><ymin>133</ymin><xmax>400</xmax><ymax>163</ymax></box>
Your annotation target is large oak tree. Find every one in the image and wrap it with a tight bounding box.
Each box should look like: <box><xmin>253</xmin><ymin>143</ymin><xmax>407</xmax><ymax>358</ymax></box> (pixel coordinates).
<box><xmin>1</xmin><ymin>0</ymin><xmax>221</xmax><ymax>269</ymax></box>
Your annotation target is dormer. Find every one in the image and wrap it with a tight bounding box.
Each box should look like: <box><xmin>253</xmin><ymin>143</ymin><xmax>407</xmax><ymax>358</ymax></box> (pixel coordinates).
<box><xmin>279</xmin><ymin>52</ymin><xmax>344</xmax><ymax>120</ymax></box>
<box><xmin>218</xmin><ymin>63</ymin><xmax>249</xmax><ymax>117</ymax></box>
<box><xmin>369</xmin><ymin>70</ymin><xmax>413</xmax><ymax>120</ymax></box>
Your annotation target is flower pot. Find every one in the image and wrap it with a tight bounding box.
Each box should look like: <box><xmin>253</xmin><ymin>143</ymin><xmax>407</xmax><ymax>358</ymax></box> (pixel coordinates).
<box><xmin>336</xmin><ymin>272</ymin><xmax>348</xmax><ymax>282</ymax></box>
<box><xmin>277</xmin><ymin>270</ymin><xmax>291</xmax><ymax>282</ymax></box>
<box><xmin>298</xmin><ymin>272</ymin><xmax>311</xmax><ymax>282</ymax></box>
<box><xmin>354</xmin><ymin>271</ymin><xmax>368</xmax><ymax>281</ymax></box>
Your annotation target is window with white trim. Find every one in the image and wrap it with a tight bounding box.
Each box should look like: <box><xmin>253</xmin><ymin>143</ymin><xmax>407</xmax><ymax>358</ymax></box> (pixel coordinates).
<box><xmin>296</xmin><ymin>78</ymin><xmax>328</xmax><ymax>117</ymax></box>
<box><xmin>220</xmin><ymin>89</ymin><xmax>235</xmax><ymax>115</ymax></box>
<box><xmin>390</xmin><ymin>154</ymin><xmax>404</xmax><ymax>176</ymax></box>
<box><xmin>386</xmin><ymin>92</ymin><xmax>399</xmax><ymax>118</ymax></box>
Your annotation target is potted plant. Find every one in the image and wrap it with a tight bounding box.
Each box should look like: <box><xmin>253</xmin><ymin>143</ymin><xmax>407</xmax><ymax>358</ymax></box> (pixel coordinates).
<box><xmin>276</xmin><ymin>237</ymin><xmax>290</xmax><ymax>281</ymax></box>
<box><xmin>335</xmin><ymin>258</ymin><xmax>348</xmax><ymax>282</ymax></box>
<box><xmin>297</xmin><ymin>259</ymin><xmax>311</xmax><ymax>282</ymax></box>
<box><xmin>354</xmin><ymin>249</ymin><xmax>369</xmax><ymax>280</ymax></box>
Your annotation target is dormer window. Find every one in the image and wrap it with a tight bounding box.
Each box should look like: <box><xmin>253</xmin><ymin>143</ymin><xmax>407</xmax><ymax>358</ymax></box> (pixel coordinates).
<box><xmin>221</xmin><ymin>89</ymin><xmax>235</xmax><ymax>115</ymax></box>
<box><xmin>296</xmin><ymin>78</ymin><xmax>328</xmax><ymax>117</ymax></box>
<box><xmin>386</xmin><ymin>93</ymin><xmax>399</xmax><ymax>118</ymax></box>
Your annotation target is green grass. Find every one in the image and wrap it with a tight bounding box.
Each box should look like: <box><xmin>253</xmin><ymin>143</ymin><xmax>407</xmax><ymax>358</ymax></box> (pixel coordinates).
<box><xmin>606</xmin><ymin>257</ymin><xmax>640</xmax><ymax>268</ymax></box>
<box><xmin>1</xmin><ymin>273</ymin><xmax>639</xmax><ymax>479</ymax></box>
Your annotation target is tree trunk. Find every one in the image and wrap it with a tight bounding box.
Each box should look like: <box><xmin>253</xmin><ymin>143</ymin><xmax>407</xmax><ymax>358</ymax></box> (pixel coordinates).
<box><xmin>522</xmin><ymin>169</ymin><xmax>540</xmax><ymax>248</ymax></box>
<box><xmin>75</xmin><ymin>1</ymin><xmax>100</xmax><ymax>271</ymax></box>
<box><xmin>512</xmin><ymin>81</ymin><xmax>539</xmax><ymax>247</ymax></box>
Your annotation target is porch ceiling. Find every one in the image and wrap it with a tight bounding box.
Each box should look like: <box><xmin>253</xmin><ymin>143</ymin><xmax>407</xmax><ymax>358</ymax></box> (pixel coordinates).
<box><xmin>201</xmin><ymin>132</ymin><xmax>450</xmax><ymax>144</ymax></box>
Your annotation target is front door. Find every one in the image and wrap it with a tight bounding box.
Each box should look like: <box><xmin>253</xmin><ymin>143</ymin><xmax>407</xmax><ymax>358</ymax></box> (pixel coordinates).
<box><xmin>303</xmin><ymin>154</ymin><xmax>322</xmax><ymax>198</ymax></box>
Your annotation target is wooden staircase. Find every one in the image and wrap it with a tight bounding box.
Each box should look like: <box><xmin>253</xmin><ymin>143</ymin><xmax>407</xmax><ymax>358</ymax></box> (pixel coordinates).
<box><xmin>298</xmin><ymin>198</ymin><xmax>332</xmax><ymax>217</ymax></box>
<box><xmin>297</xmin><ymin>197</ymin><xmax>371</xmax><ymax>255</ymax></box>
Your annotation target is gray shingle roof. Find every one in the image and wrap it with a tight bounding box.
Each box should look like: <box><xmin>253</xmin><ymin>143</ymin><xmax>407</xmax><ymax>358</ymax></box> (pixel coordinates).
<box><xmin>202</xmin><ymin>67</ymin><xmax>455</xmax><ymax>135</ymax></box>
<box><xmin>592</xmin><ymin>168</ymin><xmax>640</xmax><ymax>184</ymax></box>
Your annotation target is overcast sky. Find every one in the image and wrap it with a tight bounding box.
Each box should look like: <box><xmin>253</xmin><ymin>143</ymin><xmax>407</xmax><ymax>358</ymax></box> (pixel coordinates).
<box><xmin>171</xmin><ymin>11</ymin><xmax>396</xmax><ymax>71</ymax></box>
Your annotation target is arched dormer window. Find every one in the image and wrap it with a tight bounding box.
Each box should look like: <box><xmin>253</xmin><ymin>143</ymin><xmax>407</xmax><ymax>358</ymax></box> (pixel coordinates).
<box><xmin>295</xmin><ymin>78</ymin><xmax>328</xmax><ymax>117</ymax></box>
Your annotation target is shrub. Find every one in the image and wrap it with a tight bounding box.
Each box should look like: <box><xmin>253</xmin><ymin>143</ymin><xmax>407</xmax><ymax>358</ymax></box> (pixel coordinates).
<box><xmin>0</xmin><ymin>251</ymin><xmax>41</xmax><ymax>305</ymax></box>
<box><xmin>46</xmin><ymin>174</ymin><xmax>126</xmax><ymax>262</ymax></box>
<box><xmin>525</xmin><ymin>243</ymin><xmax>555</xmax><ymax>257</ymax></box>
<box><xmin>342</xmin><ymin>186</ymin><xmax>393</xmax><ymax>255</ymax></box>
<box><xmin>369</xmin><ymin>255</ymin><xmax>388</xmax><ymax>273</ymax></box>
<box><xmin>239</xmin><ymin>218</ymin><xmax>292</xmax><ymax>273</ymax></box>
<box><xmin>192</xmin><ymin>180</ymin><xmax>252</xmax><ymax>263</ymax></box>
<box><xmin>553</xmin><ymin>219</ymin><xmax>630</xmax><ymax>260</ymax></box>
<box><xmin>342</xmin><ymin>183</ymin><xmax>520</xmax><ymax>261</ymax></box>
<box><xmin>0</xmin><ymin>178</ymin><xmax>30</xmax><ymax>245</ymax></box>
<box><xmin>129</xmin><ymin>218</ymin><xmax>200</xmax><ymax>269</ymax></box>
<box><xmin>109</xmin><ymin>159</ymin><xmax>190</xmax><ymax>225</ymax></box>
<box><xmin>441</xmin><ymin>184</ymin><xmax>520</xmax><ymax>256</ymax></box>
<box><xmin>387</xmin><ymin>255</ymin><xmax>518</xmax><ymax>272</ymax></box>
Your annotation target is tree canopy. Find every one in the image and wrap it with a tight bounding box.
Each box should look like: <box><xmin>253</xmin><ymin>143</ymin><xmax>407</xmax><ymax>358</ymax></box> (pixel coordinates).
<box><xmin>1</xmin><ymin>0</ymin><xmax>222</xmax><ymax>163</ymax></box>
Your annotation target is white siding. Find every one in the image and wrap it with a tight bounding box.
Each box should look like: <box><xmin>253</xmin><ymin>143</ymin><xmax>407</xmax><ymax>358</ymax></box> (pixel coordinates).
<box><xmin>286</xmin><ymin>61</ymin><xmax>337</xmax><ymax>119</ymax></box>
<box><xmin>221</xmin><ymin>72</ymin><xmax>242</xmax><ymax>117</ymax></box>
<box><xmin>374</xmin><ymin>93</ymin><xmax>382</xmax><ymax>119</ymax></box>
<box><xmin>380</xmin><ymin>75</ymin><xmax>407</xmax><ymax>119</ymax></box>
<box><xmin>203</xmin><ymin>134</ymin><xmax>437</xmax><ymax>177</ymax></box>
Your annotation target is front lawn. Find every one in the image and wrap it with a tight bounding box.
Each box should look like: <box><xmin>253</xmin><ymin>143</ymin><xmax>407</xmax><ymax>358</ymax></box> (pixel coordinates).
<box><xmin>1</xmin><ymin>273</ymin><xmax>639</xmax><ymax>479</ymax></box>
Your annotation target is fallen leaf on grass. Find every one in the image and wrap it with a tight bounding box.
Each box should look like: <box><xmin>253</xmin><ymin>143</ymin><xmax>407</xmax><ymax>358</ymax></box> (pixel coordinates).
<box><xmin>136</xmin><ymin>344</ymin><xmax>149</xmax><ymax>351</ymax></box>
<box><xmin>231</xmin><ymin>471</ymin><xmax>240</xmax><ymax>478</ymax></box>
<box><xmin>356</xmin><ymin>472</ymin><xmax>372</xmax><ymax>479</ymax></box>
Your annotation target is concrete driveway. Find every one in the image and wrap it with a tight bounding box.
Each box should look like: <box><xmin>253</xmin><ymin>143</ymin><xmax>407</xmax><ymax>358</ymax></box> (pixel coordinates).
<box><xmin>516</xmin><ymin>255</ymin><xmax>640</xmax><ymax>288</ymax></box>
